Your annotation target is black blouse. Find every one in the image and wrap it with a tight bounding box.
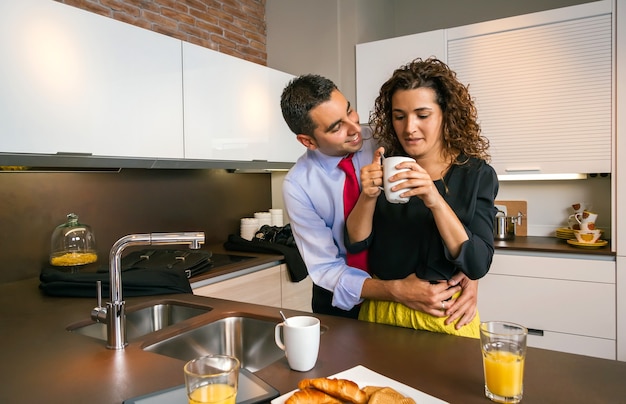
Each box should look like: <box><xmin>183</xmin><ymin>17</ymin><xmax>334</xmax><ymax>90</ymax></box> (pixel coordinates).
<box><xmin>347</xmin><ymin>157</ymin><xmax>499</xmax><ymax>282</ymax></box>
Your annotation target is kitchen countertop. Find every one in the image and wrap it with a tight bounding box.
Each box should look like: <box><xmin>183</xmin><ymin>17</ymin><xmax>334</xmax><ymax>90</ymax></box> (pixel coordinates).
<box><xmin>187</xmin><ymin>244</ymin><xmax>284</xmax><ymax>284</ymax></box>
<box><xmin>494</xmin><ymin>235</ymin><xmax>614</xmax><ymax>257</ymax></box>
<box><xmin>195</xmin><ymin>237</ymin><xmax>616</xmax><ymax>288</ymax></box>
<box><xmin>2</xmin><ymin>259</ymin><xmax>626</xmax><ymax>403</ymax></box>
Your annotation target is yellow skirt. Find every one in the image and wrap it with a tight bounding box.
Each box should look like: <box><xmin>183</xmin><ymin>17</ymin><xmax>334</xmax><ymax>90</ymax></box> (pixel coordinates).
<box><xmin>358</xmin><ymin>299</ymin><xmax>480</xmax><ymax>339</ymax></box>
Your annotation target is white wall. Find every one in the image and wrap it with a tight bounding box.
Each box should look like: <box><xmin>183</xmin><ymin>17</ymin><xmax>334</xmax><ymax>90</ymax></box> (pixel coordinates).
<box><xmin>392</xmin><ymin>0</ymin><xmax>595</xmax><ymax>37</ymax></box>
<box><xmin>266</xmin><ymin>0</ymin><xmax>596</xmax><ymax>106</ymax></box>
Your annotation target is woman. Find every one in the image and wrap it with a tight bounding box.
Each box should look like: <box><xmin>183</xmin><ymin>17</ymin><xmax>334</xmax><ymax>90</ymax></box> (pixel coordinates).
<box><xmin>346</xmin><ymin>57</ymin><xmax>498</xmax><ymax>338</ymax></box>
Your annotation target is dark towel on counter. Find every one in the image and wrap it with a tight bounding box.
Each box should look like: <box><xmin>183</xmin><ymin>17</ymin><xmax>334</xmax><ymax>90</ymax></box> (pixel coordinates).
<box><xmin>223</xmin><ymin>234</ymin><xmax>308</xmax><ymax>282</ymax></box>
<box><xmin>39</xmin><ymin>266</ymin><xmax>192</xmax><ymax>297</ymax></box>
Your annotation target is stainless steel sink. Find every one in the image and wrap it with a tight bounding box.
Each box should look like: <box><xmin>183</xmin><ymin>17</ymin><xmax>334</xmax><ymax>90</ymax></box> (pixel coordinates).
<box><xmin>68</xmin><ymin>302</ymin><xmax>211</xmax><ymax>342</ymax></box>
<box><xmin>143</xmin><ymin>316</ymin><xmax>284</xmax><ymax>372</ymax></box>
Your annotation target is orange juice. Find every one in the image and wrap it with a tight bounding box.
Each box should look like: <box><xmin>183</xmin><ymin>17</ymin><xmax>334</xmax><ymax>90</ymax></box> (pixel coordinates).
<box><xmin>483</xmin><ymin>350</ymin><xmax>524</xmax><ymax>398</ymax></box>
<box><xmin>188</xmin><ymin>384</ymin><xmax>236</xmax><ymax>404</ymax></box>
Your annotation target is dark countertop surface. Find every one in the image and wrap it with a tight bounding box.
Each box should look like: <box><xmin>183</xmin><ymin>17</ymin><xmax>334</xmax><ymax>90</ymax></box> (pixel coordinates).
<box><xmin>1</xmin><ymin>244</ymin><xmax>625</xmax><ymax>403</ymax></box>
<box><xmin>187</xmin><ymin>244</ymin><xmax>284</xmax><ymax>284</ymax></box>
<box><xmin>493</xmin><ymin>235</ymin><xmax>614</xmax><ymax>256</ymax></box>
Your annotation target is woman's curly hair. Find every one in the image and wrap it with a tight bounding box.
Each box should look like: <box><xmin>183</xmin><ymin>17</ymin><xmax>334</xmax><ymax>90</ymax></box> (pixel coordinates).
<box><xmin>369</xmin><ymin>57</ymin><xmax>490</xmax><ymax>164</ymax></box>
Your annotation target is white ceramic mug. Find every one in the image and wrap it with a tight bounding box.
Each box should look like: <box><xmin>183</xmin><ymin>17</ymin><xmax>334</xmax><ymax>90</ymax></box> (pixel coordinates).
<box><xmin>274</xmin><ymin>315</ymin><xmax>320</xmax><ymax>372</ymax></box>
<box><xmin>382</xmin><ymin>156</ymin><xmax>416</xmax><ymax>204</ymax></box>
<box><xmin>575</xmin><ymin>210</ymin><xmax>598</xmax><ymax>231</ymax></box>
<box><xmin>568</xmin><ymin>213</ymin><xmax>582</xmax><ymax>230</ymax></box>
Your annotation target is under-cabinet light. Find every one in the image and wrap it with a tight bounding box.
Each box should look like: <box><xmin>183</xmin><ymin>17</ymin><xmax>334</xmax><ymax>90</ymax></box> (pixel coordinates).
<box><xmin>497</xmin><ymin>173</ymin><xmax>588</xmax><ymax>181</ymax></box>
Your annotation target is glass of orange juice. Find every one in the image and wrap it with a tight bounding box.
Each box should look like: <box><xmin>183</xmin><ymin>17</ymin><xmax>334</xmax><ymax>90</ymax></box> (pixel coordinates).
<box><xmin>480</xmin><ymin>321</ymin><xmax>527</xmax><ymax>403</ymax></box>
<box><xmin>184</xmin><ymin>354</ymin><xmax>240</xmax><ymax>404</ymax></box>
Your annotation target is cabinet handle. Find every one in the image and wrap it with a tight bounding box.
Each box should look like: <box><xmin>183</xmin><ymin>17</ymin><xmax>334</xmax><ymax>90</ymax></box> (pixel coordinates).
<box><xmin>528</xmin><ymin>328</ymin><xmax>544</xmax><ymax>336</ymax></box>
<box><xmin>504</xmin><ymin>168</ymin><xmax>541</xmax><ymax>173</ymax></box>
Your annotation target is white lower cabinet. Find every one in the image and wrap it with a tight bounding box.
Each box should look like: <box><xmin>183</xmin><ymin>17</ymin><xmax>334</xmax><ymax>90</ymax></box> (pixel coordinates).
<box><xmin>280</xmin><ymin>265</ymin><xmax>313</xmax><ymax>312</ymax></box>
<box><xmin>479</xmin><ymin>252</ymin><xmax>616</xmax><ymax>359</ymax></box>
<box><xmin>193</xmin><ymin>264</ymin><xmax>312</xmax><ymax>312</ymax></box>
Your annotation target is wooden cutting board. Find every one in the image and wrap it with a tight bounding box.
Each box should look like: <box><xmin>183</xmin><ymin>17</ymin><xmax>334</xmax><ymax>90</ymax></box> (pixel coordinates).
<box><xmin>495</xmin><ymin>200</ymin><xmax>528</xmax><ymax>236</ymax></box>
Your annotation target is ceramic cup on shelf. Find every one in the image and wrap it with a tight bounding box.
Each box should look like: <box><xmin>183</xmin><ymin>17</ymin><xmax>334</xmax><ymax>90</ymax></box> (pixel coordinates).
<box><xmin>574</xmin><ymin>229</ymin><xmax>601</xmax><ymax>244</ymax></box>
<box><xmin>571</xmin><ymin>202</ymin><xmax>583</xmax><ymax>213</ymax></box>
<box><xmin>575</xmin><ymin>210</ymin><xmax>598</xmax><ymax>231</ymax></box>
<box><xmin>568</xmin><ymin>213</ymin><xmax>582</xmax><ymax>230</ymax></box>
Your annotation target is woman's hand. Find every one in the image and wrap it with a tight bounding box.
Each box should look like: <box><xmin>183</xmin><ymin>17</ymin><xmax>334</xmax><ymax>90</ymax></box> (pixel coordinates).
<box><xmin>386</xmin><ymin>160</ymin><xmax>443</xmax><ymax>209</ymax></box>
<box><xmin>443</xmin><ymin>273</ymin><xmax>478</xmax><ymax>329</ymax></box>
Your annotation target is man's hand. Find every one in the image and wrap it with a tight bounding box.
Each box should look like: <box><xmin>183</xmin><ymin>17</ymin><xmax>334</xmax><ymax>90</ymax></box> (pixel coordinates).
<box><xmin>443</xmin><ymin>272</ymin><xmax>478</xmax><ymax>329</ymax></box>
<box><xmin>386</xmin><ymin>274</ymin><xmax>462</xmax><ymax>317</ymax></box>
<box><xmin>360</xmin><ymin>147</ymin><xmax>385</xmax><ymax>198</ymax></box>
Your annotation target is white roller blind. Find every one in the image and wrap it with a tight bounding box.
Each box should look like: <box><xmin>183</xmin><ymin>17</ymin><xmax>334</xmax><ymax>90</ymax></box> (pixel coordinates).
<box><xmin>448</xmin><ymin>14</ymin><xmax>612</xmax><ymax>174</ymax></box>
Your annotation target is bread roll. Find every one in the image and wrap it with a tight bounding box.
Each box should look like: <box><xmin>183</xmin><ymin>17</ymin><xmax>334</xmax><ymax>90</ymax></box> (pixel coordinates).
<box><xmin>287</xmin><ymin>378</ymin><xmax>415</xmax><ymax>404</ymax></box>
<box><xmin>297</xmin><ymin>378</ymin><xmax>368</xmax><ymax>404</ymax></box>
<box><xmin>285</xmin><ymin>387</ymin><xmax>343</xmax><ymax>404</ymax></box>
<box><xmin>367</xmin><ymin>386</ymin><xmax>416</xmax><ymax>404</ymax></box>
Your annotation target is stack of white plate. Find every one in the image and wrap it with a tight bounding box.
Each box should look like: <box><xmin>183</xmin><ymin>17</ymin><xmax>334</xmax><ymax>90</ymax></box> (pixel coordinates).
<box><xmin>254</xmin><ymin>212</ymin><xmax>272</xmax><ymax>229</ymax></box>
<box><xmin>269</xmin><ymin>209</ymin><xmax>284</xmax><ymax>226</ymax></box>
<box><xmin>240</xmin><ymin>218</ymin><xmax>260</xmax><ymax>241</ymax></box>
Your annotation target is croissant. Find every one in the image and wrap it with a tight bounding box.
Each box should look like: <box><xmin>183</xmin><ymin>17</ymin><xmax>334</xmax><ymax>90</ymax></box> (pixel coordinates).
<box><xmin>297</xmin><ymin>378</ymin><xmax>368</xmax><ymax>404</ymax></box>
<box><xmin>367</xmin><ymin>387</ymin><xmax>416</xmax><ymax>404</ymax></box>
<box><xmin>363</xmin><ymin>386</ymin><xmax>413</xmax><ymax>403</ymax></box>
<box><xmin>285</xmin><ymin>387</ymin><xmax>343</xmax><ymax>404</ymax></box>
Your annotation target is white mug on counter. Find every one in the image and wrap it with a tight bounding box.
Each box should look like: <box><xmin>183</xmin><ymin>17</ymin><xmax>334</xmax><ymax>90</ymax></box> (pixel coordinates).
<box><xmin>274</xmin><ymin>315</ymin><xmax>320</xmax><ymax>371</ymax></box>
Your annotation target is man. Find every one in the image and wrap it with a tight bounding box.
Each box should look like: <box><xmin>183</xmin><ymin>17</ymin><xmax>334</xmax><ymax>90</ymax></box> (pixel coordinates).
<box><xmin>280</xmin><ymin>74</ymin><xmax>478</xmax><ymax>327</ymax></box>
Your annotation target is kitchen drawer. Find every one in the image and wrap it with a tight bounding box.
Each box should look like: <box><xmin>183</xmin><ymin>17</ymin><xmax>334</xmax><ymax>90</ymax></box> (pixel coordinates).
<box><xmin>527</xmin><ymin>330</ymin><xmax>615</xmax><ymax>360</ymax></box>
<box><xmin>490</xmin><ymin>252</ymin><xmax>615</xmax><ymax>283</ymax></box>
<box><xmin>193</xmin><ymin>265</ymin><xmax>282</xmax><ymax>308</ymax></box>
<box><xmin>478</xmin><ymin>273</ymin><xmax>615</xmax><ymax>340</ymax></box>
<box><xmin>280</xmin><ymin>264</ymin><xmax>312</xmax><ymax>312</ymax></box>
<box><xmin>481</xmin><ymin>252</ymin><xmax>617</xmax><ymax>360</ymax></box>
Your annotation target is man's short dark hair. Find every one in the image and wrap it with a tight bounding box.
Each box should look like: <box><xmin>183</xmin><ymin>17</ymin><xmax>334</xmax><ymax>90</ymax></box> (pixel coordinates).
<box><xmin>280</xmin><ymin>74</ymin><xmax>338</xmax><ymax>136</ymax></box>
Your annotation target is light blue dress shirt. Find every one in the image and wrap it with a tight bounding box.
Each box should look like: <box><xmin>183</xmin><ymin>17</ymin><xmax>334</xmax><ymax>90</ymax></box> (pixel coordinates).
<box><xmin>282</xmin><ymin>127</ymin><xmax>377</xmax><ymax>310</ymax></box>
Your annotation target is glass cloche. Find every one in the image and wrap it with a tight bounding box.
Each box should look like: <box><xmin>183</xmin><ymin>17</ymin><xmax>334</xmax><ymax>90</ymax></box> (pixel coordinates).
<box><xmin>49</xmin><ymin>213</ymin><xmax>98</xmax><ymax>266</ymax></box>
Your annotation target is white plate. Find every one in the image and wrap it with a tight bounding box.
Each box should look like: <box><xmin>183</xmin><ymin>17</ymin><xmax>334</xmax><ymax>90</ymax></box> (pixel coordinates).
<box><xmin>270</xmin><ymin>365</ymin><xmax>448</xmax><ymax>404</ymax></box>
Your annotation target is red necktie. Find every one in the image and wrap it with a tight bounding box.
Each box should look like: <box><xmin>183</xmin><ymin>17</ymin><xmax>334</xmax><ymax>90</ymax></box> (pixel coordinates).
<box><xmin>338</xmin><ymin>154</ymin><xmax>369</xmax><ymax>272</ymax></box>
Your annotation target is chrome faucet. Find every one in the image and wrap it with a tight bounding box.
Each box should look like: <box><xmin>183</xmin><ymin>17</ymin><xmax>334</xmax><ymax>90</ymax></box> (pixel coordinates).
<box><xmin>92</xmin><ymin>232</ymin><xmax>205</xmax><ymax>349</ymax></box>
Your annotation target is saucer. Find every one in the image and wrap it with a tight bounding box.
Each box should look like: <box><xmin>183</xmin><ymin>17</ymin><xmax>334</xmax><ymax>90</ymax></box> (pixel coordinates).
<box><xmin>566</xmin><ymin>239</ymin><xmax>608</xmax><ymax>249</ymax></box>
<box><xmin>555</xmin><ymin>227</ymin><xmax>575</xmax><ymax>239</ymax></box>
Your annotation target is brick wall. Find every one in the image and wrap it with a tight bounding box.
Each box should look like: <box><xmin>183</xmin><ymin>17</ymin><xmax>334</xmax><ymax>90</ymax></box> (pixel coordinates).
<box><xmin>55</xmin><ymin>0</ymin><xmax>267</xmax><ymax>65</ymax></box>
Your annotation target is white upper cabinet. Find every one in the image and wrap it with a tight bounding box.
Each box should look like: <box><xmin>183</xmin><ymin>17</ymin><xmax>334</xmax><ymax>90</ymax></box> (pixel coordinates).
<box><xmin>0</xmin><ymin>1</ymin><xmax>184</xmax><ymax>159</ymax></box>
<box><xmin>354</xmin><ymin>1</ymin><xmax>613</xmax><ymax>176</ymax></box>
<box><xmin>446</xmin><ymin>1</ymin><xmax>612</xmax><ymax>175</ymax></box>
<box><xmin>356</xmin><ymin>30</ymin><xmax>446</xmax><ymax>123</ymax></box>
<box><xmin>267</xmin><ymin>68</ymin><xmax>304</xmax><ymax>163</ymax></box>
<box><xmin>182</xmin><ymin>42</ymin><xmax>299</xmax><ymax>162</ymax></box>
